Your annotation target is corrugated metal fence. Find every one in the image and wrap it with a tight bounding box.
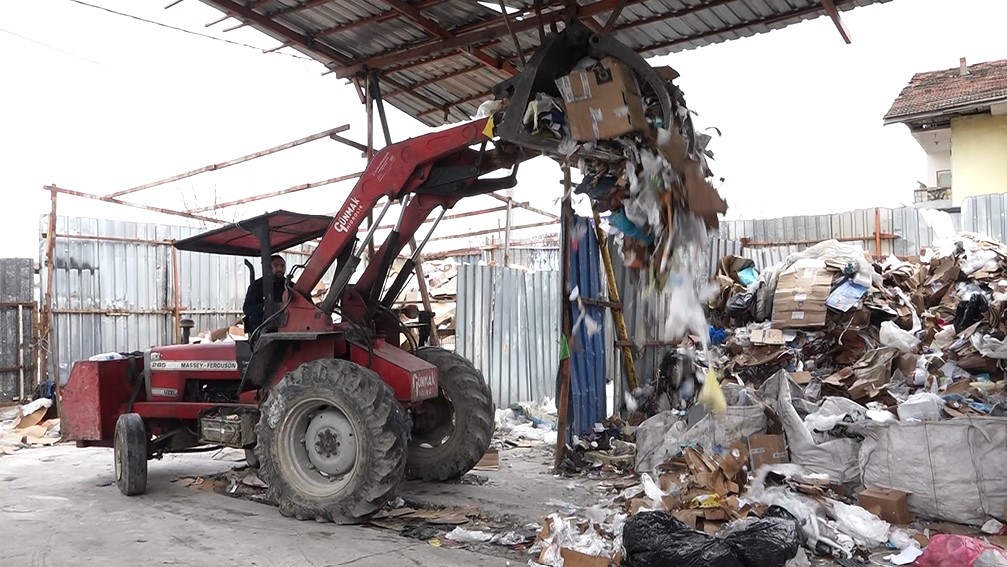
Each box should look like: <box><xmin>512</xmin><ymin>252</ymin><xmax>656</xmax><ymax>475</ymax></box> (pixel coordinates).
<box><xmin>41</xmin><ymin>215</ymin><xmax>312</xmax><ymax>384</ymax></box>
<box><xmin>962</xmin><ymin>194</ymin><xmax>1007</xmax><ymax>240</ymax></box>
<box><xmin>0</xmin><ymin>259</ymin><xmax>35</xmax><ymax>402</ymax></box>
<box><xmin>719</xmin><ymin>205</ymin><xmax>963</xmax><ymax>267</ymax></box>
<box><xmin>455</xmin><ymin>264</ymin><xmax>560</xmax><ymax>409</ymax></box>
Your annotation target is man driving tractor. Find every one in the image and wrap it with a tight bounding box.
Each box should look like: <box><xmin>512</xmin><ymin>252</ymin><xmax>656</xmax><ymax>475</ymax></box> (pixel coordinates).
<box><xmin>242</xmin><ymin>254</ymin><xmax>286</xmax><ymax>334</ymax></box>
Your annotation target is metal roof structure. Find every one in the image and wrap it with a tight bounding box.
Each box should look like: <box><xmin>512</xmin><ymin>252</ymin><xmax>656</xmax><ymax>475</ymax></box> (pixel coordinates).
<box><xmin>196</xmin><ymin>0</ymin><xmax>894</xmax><ymax>126</ymax></box>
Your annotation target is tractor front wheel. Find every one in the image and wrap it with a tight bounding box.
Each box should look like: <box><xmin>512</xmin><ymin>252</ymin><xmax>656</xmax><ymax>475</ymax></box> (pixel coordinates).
<box><xmin>255</xmin><ymin>359</ymin><xmax>408</xmax><ymax>523</ymax></box>
<box><xmin>114</xmin><ymin>413</ymin><xmax>148</xmax><ymax>496</ymax></box>
<box><xmin>406</xmin><ymin>348</ymin><xmax>495</xmax><ymax>481</ymax></box>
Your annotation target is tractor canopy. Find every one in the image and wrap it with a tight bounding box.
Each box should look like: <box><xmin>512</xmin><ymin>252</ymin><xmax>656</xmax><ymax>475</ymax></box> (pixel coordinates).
<box><xmin>173</xmin><ymin>210</ymin><xmax>332</xmax><ymax>256</ymax></box>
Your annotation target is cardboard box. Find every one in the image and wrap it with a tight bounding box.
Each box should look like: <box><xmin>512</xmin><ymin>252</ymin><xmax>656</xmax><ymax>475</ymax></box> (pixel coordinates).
<box><xmin>556</xmin><ymin>57</ymin><xmax>641</xmax><ymax>103</ymax></box>
<box><xmin>772</xmin><ymin>258</ymin><xmax>833</xmax><ymax>329</ymax></box>
<box><xmin>556</xmin><ymin>57</ymin><xmax>648</xmax><ymax>141</ymax></box>
<box><xmin>790</xmin><ymin>371</ymin><xmax>813</xmax><ymax>385</ymax></box>
<box><xmin>748</xmin><ymin>434</ymin><xmax>789</xmax><ymax>470</ymax></box>
<box><xmin>859</xmin><ymin>487</ymin><xmax>913</xmax><ymax>525</ymax></box>
<box><xmin>751</xmin><ymin>328</ymin><xmax>786</xmax><ymax>345</ymax></box>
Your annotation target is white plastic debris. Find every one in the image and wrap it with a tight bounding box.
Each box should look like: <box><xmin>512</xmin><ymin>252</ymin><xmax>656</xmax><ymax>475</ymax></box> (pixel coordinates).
<box><xmin>897</xmin><ymin>392</ymin><xmax>944</xmax><ymax>422</ymax></box>
<box><xmin>831</xmin><ymin>500</ymin><xmax>891</xmax><ymax>549</ymax></box>
<box><xmin>473</xmin><ymin>100</ymin><xmax>502</xmax><ymax>119</ymax></box>
<box><xmin>445</xmin><ymin>527</ymin><xmax>494</xmax><ymax>543</ymax></box>
<box><xmin>879</xmin><ymin>321</ymin><xmax>920</xmax><ymax>353</ymax></box>
<box><xmin>884</xmin><ymin>546</ymin><xmax>923</xmax><ymax>565</ymax></box>
<box><xmin>88</xmin><ymin>352</ymin><xmax>125</xmax><ymax>361</ymax></box>
<box><xmin>982</xmin><ymin>518</ymin><xmax>1005</xmax><ymax>535</ymax></box>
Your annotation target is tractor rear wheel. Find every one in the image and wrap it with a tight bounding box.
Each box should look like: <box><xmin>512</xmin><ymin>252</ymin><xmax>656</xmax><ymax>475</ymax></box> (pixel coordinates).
<box><xmin>114</xmin><ymin>413</ymin><xmax>148</xmax><ymax>496</ymax></box>
<box><xmin>406</xmin><ymin>348</ymin><xmax>495</xmax><ymax>481</ymax></box>
<box><xmin>255</xmin><ymin>359</ymin><xmax>408</xmax><ymax>523</ymax></box>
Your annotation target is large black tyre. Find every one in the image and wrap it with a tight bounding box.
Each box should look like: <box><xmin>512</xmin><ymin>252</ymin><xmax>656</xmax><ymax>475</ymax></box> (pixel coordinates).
<box><xmin>255</xmin><ymin>359</ymin><xmax>408</xmax><ymax>523</ymax></box>
<box><xmin>406</xmin><ymin>348</ymin><xmax>495</xmax><ymax>482</ymax></box>
<box><xmin>114</xmin><ymin>413</ymin><xmax>148</xmax><ymax>496</ymax></box>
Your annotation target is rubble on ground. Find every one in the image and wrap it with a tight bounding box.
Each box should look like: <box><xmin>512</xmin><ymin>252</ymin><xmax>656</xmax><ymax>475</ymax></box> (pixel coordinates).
<box><xmin>0</xmin><ymin>398</ymin><xmax>61</xmax><ymax>454</ymax></box>
<box><xmin>494</xmin><ymin>399</ymin><xmax>559</xmax><ymax>447</ymax></box>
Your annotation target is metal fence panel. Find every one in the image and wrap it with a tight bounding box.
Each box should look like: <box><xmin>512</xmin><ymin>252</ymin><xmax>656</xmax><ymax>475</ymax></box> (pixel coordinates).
<box><xmin>0</xmin><ymin>259</ymin><xmax>34</xmax><ymax>402</ymax></box>
<box><xmin>963</xmin><ymin>194</ymin><xmax>1007</xmax><ymax>241</ymax></box>
<box><xmin>456</xmin><ymin>264</ymin><xmax>559</xmax><ymax>408</ymax></box>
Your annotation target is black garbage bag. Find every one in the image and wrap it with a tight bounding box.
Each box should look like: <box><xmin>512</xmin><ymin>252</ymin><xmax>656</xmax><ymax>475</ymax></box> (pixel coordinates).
<box><xmin>622</xmin><ymin>512</ymin><xmax>744</xmax><ymax>567</ymax></box>
<box><xmin>727</xmin><ymin>291</ymin><xmax>755</xmax><ymax>319</ymax></box>
<box><xmin>720</xmin><ymin>516</ymin><xmax>801</xmax><ymax>567</ymax></box>
<box><xmin>954</xmin><ymin>293</ymin><xmax>989</xmax><ymax>332</ymax></box>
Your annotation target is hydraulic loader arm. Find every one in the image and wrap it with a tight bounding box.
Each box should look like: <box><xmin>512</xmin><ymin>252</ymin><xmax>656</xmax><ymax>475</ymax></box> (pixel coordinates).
<box><xmin>288</xmin><ymin>117</ymin><xmax>528</xmax><ymax>324</ymax></box>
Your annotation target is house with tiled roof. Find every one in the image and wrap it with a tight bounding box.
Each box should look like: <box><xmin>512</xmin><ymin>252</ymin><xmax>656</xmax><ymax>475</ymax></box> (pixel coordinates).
<box><xmin>885</xmin><ymin>57</ymin><xmax>1007</xmax><ymax>208</ymax></box>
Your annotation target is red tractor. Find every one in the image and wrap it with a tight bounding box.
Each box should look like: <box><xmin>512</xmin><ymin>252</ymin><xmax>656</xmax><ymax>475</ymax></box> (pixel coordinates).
<box><xmin>60</xmin><ymin>119</ymin><xmax>532</xmax><ymax>523</ymax></box>
<box><xmin>58</xmin><ymin>20</ymin><xmax>677</xmax><ymax>523</ymax></box>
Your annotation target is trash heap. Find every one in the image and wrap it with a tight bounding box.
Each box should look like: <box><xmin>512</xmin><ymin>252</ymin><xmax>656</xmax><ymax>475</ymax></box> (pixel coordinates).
<box><xmin>484</xmin><ymin>55</ymin><xmax>727</xmax><ymax>340</ymax></box>
<box><xmin>709</xmin><ymin>233</ymin><xmax>1007</xmax><ymax>416</ymax></box>
<box><xmin>524</xmin><ymin>233</ymin><xmax>1007</xmax><ymax>566</ymax></box>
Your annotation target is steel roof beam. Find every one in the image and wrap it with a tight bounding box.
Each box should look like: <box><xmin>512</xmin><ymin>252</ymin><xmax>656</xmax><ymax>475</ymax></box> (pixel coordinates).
<box><xmin>199</xmin><ymin>0</ymin><xmax>353</xmax><ymax>66</ymax></box>
<box><xmin>383</xmin><ymin>0</ymin><xmax>516</xmax><ymax>76</ymax></box>
<box><xmin>334</xmin><ymin>0</ymin><xmax>643</xmax><ymax>77</ymax></box>
<box><xmin>820</xmin><ymin>0</ymin><xmax>853</xmax><ymax>43</ymax></box>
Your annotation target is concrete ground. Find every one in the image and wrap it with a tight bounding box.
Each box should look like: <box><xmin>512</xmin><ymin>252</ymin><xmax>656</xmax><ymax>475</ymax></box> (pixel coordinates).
<box><xmin>0</xmin><ymin>443</ymin><xmax>603</xmax><ymax>567</ymax></box>
<box><xmin>0</xmin><ymin>444</ymin><xmax>535</xmax><ymax>566</ymax></box>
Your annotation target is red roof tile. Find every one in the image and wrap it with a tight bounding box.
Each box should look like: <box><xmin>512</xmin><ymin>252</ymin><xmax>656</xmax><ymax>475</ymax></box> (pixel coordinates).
<box><xmin>884</xmin><ymin>59</ymin><xmax>1007</xmax><ymax>122</ymax></box>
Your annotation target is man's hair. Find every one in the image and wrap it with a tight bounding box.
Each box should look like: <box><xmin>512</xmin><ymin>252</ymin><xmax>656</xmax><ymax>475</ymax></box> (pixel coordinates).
<box><xmin>270</xmin><ymin>255</ymin><xmax>284</xmax><ymax>263</ymax></box>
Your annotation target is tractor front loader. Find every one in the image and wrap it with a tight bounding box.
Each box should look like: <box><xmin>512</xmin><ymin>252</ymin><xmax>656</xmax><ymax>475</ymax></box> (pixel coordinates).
<box><xmin>58</xmin><ymin>19</ymin><xmax>676</xmax><ymax>523</ymax></box>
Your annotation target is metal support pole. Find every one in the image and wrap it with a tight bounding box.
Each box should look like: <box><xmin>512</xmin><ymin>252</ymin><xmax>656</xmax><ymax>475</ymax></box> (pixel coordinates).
<box><xmin>172</xmin><ymin>246</ymin><xmax>182</xmax><ymax>344</ymax></box>
<box><xmin>17</xmin><ymin>304</ymin><xmax>24</xmax><ymax>401</ymax></box>
<box><xmin>105</xmin><ymin>125</ymin><xmax>350</xmax><ymax>199</ymax></box>
<box><xmin>409</xmin><ymin>237</ymin><xmax>439</xmax><ymax>347</ymax></box>
<box><xmin>369</xmin><ymin>72</ymin><xmax>393</xmax><ymax>147</ymax></box>
<box><xmin>503</xmin><ymin>197</ymin><xmax>513</xmax><ymax>267</ymax></box>
<box><xmin>365</xmin><ymin>75</ymin><xmax>376</xmax><ymax>260</ymax></box>
<box><xmin>42</xmin><ymin>187</ymin><xmax>57</xmax><ymax>399</ymax></box>
<box><xmin>554</xmin><ymin>164</ymin><xmax>573</xmax><ymax>471</ymax></box>
<box><xmin>874</xmin><ymin>207</ymin><xmax>882</xmax><ymax>258</ymax></box>
<box><xmin>591</xmin><ymin>209</ymin><xmax>638</xmax><ymax>392</ymax></box>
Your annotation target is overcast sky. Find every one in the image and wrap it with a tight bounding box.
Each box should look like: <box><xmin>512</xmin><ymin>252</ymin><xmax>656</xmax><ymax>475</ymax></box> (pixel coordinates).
<box><xmin>2</xmin><ymin>0</ymin><xmax>1005</xmax><ymax>259</ymax></box>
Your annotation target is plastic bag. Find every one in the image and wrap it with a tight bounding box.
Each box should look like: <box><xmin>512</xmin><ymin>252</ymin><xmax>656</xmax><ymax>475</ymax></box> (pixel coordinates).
<box><xmin>622</xmin><ymin>512</ymin><xmax>744</xmax><ymax>567</ymax></box>
<box><xmin>915</xmin><ymin>534</ymin><xmax>1007</xmax><ymax>567</ymax></box>
<box><xmin>879</xmin><ymin>321</ymin><xmax>920</xmax><ymax>353</ymax></box>
<box><xmin>830</xmin><ymin>501</ymin><xmax>890</xmax><ymax>548</ymax></box>
<box><xmin>954</xmin><ymin>290</ymin><xmax>989</xmax><ymax>332</ymax></box>
<box><xmin>727</xmin><ymin>292</ymin><xmax>755</xmax><ymax>318</ymax></box>
<box><xmin>720</xmin><ymin>516</ymin><xmax>801</xmax><ymax>567</ymax></box>
<box><xmin>896</xmin><ymin>392</ymin><xmax>944</xmax><ymax>421</ymax></box>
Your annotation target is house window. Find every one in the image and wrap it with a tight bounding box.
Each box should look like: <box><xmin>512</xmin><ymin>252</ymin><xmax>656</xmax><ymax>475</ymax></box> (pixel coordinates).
<box><xmin>937</xmin><ymin>170</ymin><xmax>952</xmax><ymax>188</ymax></box>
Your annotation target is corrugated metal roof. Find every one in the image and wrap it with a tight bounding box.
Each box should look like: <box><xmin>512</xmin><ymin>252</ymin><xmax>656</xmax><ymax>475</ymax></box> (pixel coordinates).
<box><xmin>198</xmin><ymin>0</ymin><xmax>894</xmax><ymax>126</ymax></box>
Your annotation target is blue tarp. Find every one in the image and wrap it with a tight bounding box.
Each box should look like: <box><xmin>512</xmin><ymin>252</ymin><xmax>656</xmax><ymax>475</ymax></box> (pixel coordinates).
<box><xmin>565</xmin><ymin>215</ymin><xmax>607</xmax><ymax>443</ymax></box>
